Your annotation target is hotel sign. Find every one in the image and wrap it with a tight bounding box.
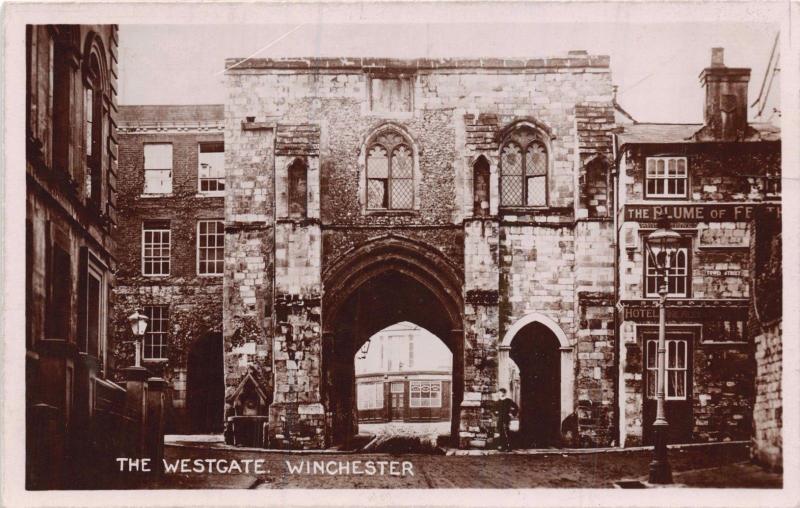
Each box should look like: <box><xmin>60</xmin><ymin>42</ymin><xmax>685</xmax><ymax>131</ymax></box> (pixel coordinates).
<box><xmin>622</xmin><ymin>301</ymin><xmax>748</xmax><ymax>323</ymax></box>
<box><xmin>624</xmin><ymin>204</ymin><xmax>780</xmax><ymax>223</ymax></box>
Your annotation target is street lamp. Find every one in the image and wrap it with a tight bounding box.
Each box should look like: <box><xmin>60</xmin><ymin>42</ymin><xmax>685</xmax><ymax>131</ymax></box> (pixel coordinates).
<box><xmin>128</xmin><ymin>310</ymin><xmax>149</xmax><ymax>368</ymax></box>
<box><xmin>644</xmin><ymin>219</ymin><xmax>682</xmax><ymax>484</ymax></box>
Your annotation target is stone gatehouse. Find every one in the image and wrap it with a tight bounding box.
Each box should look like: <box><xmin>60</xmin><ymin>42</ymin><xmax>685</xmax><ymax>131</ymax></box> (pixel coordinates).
<box><xmin>222</xmin><ymin>54</ymin><xmax>618</xmax><ymax>449</ymax></box>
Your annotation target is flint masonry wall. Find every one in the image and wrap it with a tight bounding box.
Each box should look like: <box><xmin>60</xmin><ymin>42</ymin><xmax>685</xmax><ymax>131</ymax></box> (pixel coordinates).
<box><xmin>225</xmin><ymin>55</ymin><xmax>617</xmax><ymax>448</ymax></box>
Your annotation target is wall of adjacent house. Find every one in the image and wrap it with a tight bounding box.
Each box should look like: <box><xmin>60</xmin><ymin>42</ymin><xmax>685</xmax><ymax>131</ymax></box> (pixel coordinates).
<box><xmin>617</xmin><ymin>142</ymin><xmax>780</xmax><ymax>446</ymax></box>
<box><xmin>111</xmin><ymin>105</ymin><xmax>224</xmax><ymax>433</ymax></box>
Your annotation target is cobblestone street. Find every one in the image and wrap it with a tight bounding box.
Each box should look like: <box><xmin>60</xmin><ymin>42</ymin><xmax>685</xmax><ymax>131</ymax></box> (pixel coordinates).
<box><xmin>108</xmin><ymin>441</ymin><xmax>780</xmax><ymax>490</ymax></box>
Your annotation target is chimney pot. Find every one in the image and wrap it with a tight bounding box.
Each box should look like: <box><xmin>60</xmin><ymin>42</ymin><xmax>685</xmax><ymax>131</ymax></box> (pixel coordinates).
<box><xmin>711</xmin><ymin>47</ymin><xmax>725</xmax><ymax>67</ymax></box>
<box><xmin>697</xmin><ymin>47</ymin><xmax>752</xmax><ymax>141</ymax></box>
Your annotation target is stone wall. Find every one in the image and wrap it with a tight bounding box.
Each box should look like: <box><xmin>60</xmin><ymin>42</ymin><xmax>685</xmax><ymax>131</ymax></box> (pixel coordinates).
<box><xmin>224</xmin><ymin>55</ymin><xmax>617</xmax><ymax>448</ymax></box>
<box><xmin>750</xmin><ymin>205</ymin><xmax>782</xmax><ymax>470</ymax></box>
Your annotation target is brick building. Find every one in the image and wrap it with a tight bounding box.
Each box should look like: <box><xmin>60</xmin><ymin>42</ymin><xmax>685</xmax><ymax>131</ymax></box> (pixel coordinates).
<box><xmin>26</xmin><ymin>24</ymin><xmax>124</xmax><ymax>487</ymax></box>
<box><xmin>111</xmin><ymin>105</ymin><xmax>226</xmax><ymax>434</ymax></box>
<box><xmin>222</xmin><ymin>53</ymin><xmax>619</xmax><ymax>449</ymax></box>
<box><xmin>615</xmin><ymin>49</ymin><xmax>781</xmax><ymax>447</ymax></box>
<box><xmin>355</xmin><ymin>322</ymin><xmax>453</xmax><ymax>423</ymax></box>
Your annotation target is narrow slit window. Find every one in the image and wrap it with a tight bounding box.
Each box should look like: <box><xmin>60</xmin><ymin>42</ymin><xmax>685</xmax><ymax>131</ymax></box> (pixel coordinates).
<box><xmin>287</xmin><ymin>158</ymin><xmax>308</xmax><ymax>218</ymax></box>
<box><xmin>473</xmin><ymin>156</ymin><xmax>490</xmax><ymax>216</ymax></box>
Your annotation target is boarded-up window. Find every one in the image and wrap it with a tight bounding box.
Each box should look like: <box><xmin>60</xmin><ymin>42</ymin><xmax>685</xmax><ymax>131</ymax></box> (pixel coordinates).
<box><xmin>370</xmin><ymin>77</ymin><xmax>413</xmax><ymax>112</ymax></box>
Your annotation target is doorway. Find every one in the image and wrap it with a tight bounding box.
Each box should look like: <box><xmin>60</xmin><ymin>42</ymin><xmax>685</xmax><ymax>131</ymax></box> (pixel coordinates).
<box><xmin>186</xmin><ymin>332</ymin><xmax>224</xmax><ymax>433</ymax></box>
<box><xmin>509</xmin><ymin>322</ymin><xmax>562</xmax><ymax>447</ymax></box>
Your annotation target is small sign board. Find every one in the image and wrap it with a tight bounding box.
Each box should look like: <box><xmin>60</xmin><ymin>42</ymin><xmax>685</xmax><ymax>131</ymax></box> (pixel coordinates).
<box><xmin>624</xmin><ymin>204</ymin><xmax>781</xmax><ymax>223</ymax></box>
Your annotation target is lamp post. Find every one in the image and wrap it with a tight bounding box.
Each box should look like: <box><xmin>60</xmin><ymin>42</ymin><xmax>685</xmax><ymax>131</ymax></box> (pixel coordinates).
<box><xmin>644</xmin><ymin>219</ymin><xmax>682</xmax><ymax>484</ymax></box>
<box><xmin>127</xmin><ymin>310</ymin><xmax>149</xmax><ymax>368</ymax></box>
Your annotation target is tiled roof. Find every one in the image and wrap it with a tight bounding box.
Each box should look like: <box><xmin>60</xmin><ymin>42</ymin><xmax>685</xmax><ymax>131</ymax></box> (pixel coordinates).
<box><xmin>618</xmin><ymin>122</ymin><xmax>780</xmax><ymax>145</ymax></box>
<box><xmin>118</xmin><ymin>104</ymin><xmax>224</xmax><ymax>123</ymax></box>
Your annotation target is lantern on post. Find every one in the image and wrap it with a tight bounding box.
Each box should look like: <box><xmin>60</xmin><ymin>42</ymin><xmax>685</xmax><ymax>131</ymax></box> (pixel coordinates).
<box><xmin>127</xmin><ymin>310</ymin><xmax>149</xmax><ymax>368</ymax></box>
<box><xmin>644</xmin><ymin>218</ymin><xmax>682</xmax><ymax>484</ymax></box>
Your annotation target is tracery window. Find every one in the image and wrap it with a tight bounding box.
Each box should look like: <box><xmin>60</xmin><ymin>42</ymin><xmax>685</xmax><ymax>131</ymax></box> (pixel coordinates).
<box><xmin>366</xmin><ymin>130</ymin><xmax>414</xmax><ymax>210</ymax></box>
<box><xmin>500</xmin><ymin>128</ymin><xmax>548</xmax><ymax>207</ymax></box>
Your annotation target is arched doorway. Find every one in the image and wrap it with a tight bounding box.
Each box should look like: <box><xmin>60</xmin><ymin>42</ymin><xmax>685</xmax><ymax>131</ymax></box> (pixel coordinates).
<box><xmin>499</xmin><ymin>313</ymin><xmax>573</xmax><ymax>448</ymax></box>
<box><xmin>509</xmin><ymin>323</ymin><xmax>561</xmax><ymax>447</ymax></box>
<box><xmin>322</xmin><ymin>236</ymin><xmax>464</xmax><ymax>447</ymax></box>
<box><xmin>186</xmin><ymin>332</ymin><xmax>224</xmax><ymax>433</ymax></box>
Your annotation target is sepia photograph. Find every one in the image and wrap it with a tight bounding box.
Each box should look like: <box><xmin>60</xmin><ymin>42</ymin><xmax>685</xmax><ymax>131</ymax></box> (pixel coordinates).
<box><xmin>3</xmin><ymin>1</ymin><xmax>798</xmax><ymax>506</ymax></box>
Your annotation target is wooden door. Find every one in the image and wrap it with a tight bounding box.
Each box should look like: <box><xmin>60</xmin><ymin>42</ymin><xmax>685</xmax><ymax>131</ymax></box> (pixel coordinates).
<box><xmin>389</xmin><ymin>382</ymin><xmax>405</xmax><ymax>421</ymax></box>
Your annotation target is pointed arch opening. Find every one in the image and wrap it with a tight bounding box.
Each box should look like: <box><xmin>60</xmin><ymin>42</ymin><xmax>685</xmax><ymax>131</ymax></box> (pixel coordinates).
<box><xmin>323</xmin><ymin>236</ymin><xmax>463</xmax><ymax>447</ymax></box>
<box><xmin>499</xmin><ymin>313</ymin><xmax>574</xmax><ymax>448</ymax></box>
<box><xmin>359</xmin><ymin>124</ymin><xmax>420</xmax><ymax>213</ymax></box>
<box><xmin>472</xmin><ymin>155</ymin><xmax>491</xmax><ymax>217</ymax></box>
<box><xmin>499</xmin><ymin>123</ymin><xmax>550</xmax><ymax>208</ymax></box>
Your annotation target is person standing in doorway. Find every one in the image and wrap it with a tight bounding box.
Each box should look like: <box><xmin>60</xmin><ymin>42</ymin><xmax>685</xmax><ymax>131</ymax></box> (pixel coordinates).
<box><xmin>494</xmin><ymin>388</ymin><xmax>519</xmax><ymax>451</ymax></box>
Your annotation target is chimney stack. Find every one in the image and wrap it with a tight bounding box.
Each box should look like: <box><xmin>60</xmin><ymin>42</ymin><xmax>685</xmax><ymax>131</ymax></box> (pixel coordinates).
<box><xmin>696</xmin><ymin>47</ymin><xmax>753</xmax><ymax>141</ymax></box>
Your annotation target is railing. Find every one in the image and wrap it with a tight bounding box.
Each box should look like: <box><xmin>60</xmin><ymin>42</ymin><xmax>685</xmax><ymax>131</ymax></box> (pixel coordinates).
<box><xmin>93</xmin><ymin>378</ymin><xmax>137</xmax><ymax>461</ymax></box>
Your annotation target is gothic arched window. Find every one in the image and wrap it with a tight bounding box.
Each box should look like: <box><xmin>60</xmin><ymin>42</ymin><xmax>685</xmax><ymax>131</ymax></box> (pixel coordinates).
<box><xmin>366</xmin><ymin>131</ymin><xmax>414</xmax><ymax>210</ymax></box>
<box><xmin>500</xmin><ymin>128</ymin><xmax>548</xmax><ymax>207</ymax></box>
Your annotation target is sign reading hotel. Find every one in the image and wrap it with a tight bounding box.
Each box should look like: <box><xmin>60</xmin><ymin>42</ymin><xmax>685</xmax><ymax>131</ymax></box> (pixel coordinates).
<box><xmin>622</xmin><ymin>301</ymin><xmax>748</xmax><ymax>322</ymax></box>
<box><xmin>624</xmin><ymin>204</ymin><xmax>780</xmax><ymax>223</ymax></box>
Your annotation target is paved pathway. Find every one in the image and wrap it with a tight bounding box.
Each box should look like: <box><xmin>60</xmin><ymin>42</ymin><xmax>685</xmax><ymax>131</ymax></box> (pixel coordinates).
<box><xmin>109</xmin><ymin>440</ymin><xmax>781</xmax><ymax>489</ymax></box>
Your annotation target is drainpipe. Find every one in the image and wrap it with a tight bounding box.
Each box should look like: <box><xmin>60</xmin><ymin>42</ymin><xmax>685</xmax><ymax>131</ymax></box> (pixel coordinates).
<box><xmin>611</xmin><ymin>130</ymin><xmax>621</xmax><ymax>447</ymax></box>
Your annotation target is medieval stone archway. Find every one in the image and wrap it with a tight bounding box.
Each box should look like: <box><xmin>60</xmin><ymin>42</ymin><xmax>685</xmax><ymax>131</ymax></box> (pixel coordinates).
<box><xmin>498</xmin><ymin>313</ymin><xmax>574</xmax><ymax>447</ymax></box>
<box><xmin>322</xmin><ymin>235</ymin><xmax>464</xmax><ymax>446</ymax></box>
